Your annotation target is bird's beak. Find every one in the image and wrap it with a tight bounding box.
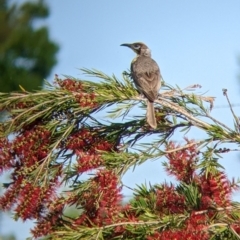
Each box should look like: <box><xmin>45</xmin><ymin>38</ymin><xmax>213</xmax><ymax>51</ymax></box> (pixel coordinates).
<box><xmin>120</xmin><ymin>43</ymin><xmax>132</xmax><ymax>48</ymax></box>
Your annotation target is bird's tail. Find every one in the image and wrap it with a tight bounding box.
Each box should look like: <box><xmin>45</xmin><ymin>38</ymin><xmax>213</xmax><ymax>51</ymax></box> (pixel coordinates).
<box><xmin>146</xmin><ymin>101</ymin><xmax>157</xmax><ymax>129</ymax></box>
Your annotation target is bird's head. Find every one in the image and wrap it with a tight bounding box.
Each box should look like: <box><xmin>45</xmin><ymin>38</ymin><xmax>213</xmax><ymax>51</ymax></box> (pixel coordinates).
<box><xmin>120</xmin><ymin>42</ymin><xmax>151</xmax><ymax>57</ymax></box>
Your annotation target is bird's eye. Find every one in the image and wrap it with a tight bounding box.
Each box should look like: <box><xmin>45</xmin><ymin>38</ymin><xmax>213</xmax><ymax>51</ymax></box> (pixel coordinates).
<box><xmin>133</xmin><ymin>44</ymin><xmax>140</xmax><ymax>49</ymax></box>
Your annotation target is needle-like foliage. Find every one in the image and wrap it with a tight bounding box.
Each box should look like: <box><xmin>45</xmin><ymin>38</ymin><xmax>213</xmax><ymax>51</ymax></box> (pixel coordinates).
<box><xmin>0</xmin><ymin>70</ymin><xmax>240</xmax><ymax>239</ymax></box>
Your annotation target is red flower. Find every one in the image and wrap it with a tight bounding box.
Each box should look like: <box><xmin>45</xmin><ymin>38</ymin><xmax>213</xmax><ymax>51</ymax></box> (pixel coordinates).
<box><xmin>156</xmin><ymin>184</ymin><xmax>185</xmax><ymax>214</ymax></box>
<box><xmin>73</xmin><ymin>169</ymin><xmax>122</xmax><ymax>227</ymax></box>
<box><xmin>200</xmin><ymin>172</ymin><xmax>231</xmax><ymax>208</ymax></box>
<box><xmin>55</xmin><ymin>78</ymin><xmax>98</xmax><ymax>108</ymax></box>
<box><xmin>165</xmin><ymin>139</ymin><xmax>198</xmax><ymax>183</ymax></box>
<box><xmin>0</xmin><ymin>137</ymin><xmax>14</xmax><ymax>172</ymax></box>
<box><xmin>66</xmin><ymin>128</ymin><xmax>115</xmax><ymax>173</ymax></box>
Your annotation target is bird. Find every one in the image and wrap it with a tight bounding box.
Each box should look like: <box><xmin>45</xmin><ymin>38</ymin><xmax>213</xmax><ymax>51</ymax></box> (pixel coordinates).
<box><xmin>120</xmin><ymin>42</ymin><xmax>161</xmax><ymax>129</ymax></box>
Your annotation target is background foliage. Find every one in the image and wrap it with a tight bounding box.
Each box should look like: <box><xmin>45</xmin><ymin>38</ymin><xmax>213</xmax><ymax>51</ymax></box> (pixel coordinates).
<box><xmin>0</xmin><ymin>0</ymin><xmax>58</xmax><ymax>92</ymax></box>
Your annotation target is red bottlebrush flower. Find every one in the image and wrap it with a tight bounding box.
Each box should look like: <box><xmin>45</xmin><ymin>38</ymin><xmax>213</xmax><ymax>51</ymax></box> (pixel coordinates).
<box><xmin>1</xmin><ymin>155</ymin><xmax>62</xmax><ymax>222</ymax></box>
<box><xmin>66</xmin><ymin>128</ymin><xmax>114</xmax><ymax>153</ymax></box>
<box><xmin>12</xmin><ymin>125</ymin><xmax>51</xmax><ymax>168</ymax></box>
<box><xmin>0</xmin><ymin>137</ymin><xmax>14</xmax><ymax>173</ymax></box>
<box><xmin>55</xmin><ymin>78</ymin><xmax>98</xmax><ymax>109</ymax></box>
<box><xmin>15</xmin><ymin>182</ymin><xmax>42</xmax><ymax>220</ymax></box>
<box><xmin>13</xmin><ymin>175</ymin><xmax>60</xmax><ymax>221</ymax></box>
<box><xmin>232</xmin><ymin>223</ymin><xmax>240</xmax><ymax>234</ymax></box>
<box><xmin>74</xmin><ymin>92</ymin><xmax>98</xmax><ymax>109</ymax></box>
<box><xmin>155</xmin><ymin>184</ymin><xmax>185</xmax><ymax>214</ymax></box>
<box><xmin>76</xmin><ymin>151</ymin><xmax>103</xmax><ymax>172</ymax></box>
<box><xmin>165</xmin><ymin>139</ymin><xmax>198</xmax><ymax>183</ymax></box>
<box><xmin>95</xmin><ymin>140</ymin><xmax>113</xmax><ymax>152</ymax></box>
<box><xmin>0</xmin><ymin>176</ymin><xmax>24</xmax><ymax>210</ymax></box>
<box><xmin>200</xmin><ymin>172</ymin><xmax>231</xmax><ymax>208</ymax></box>
<box><xmin>56</xmin><ymin>78</ymin><xmax>83</xmax><ymax>92</ymax></box>
<box><xmin>73</xmin><ymin>169</ymin><xmax>122</xmax><ymax>227</ymax></box>
<box><xmin>66</xmin><ymin>128</ymin><xmax>115</xmax><ymax>173</ymax></box>
<box><xmin>186</xmin><ymin>213</ymin><xmax>208</xmax><ymax>231</ymax></box>
<box><xmin>66</xmin><ymin>128</ymin><xmax>93</xmax><ymax>150</ymax></box>
<box><xmin>31</xmin><ymin>197</ymin><xmax>65</xmax><ymax>238</ymax></box>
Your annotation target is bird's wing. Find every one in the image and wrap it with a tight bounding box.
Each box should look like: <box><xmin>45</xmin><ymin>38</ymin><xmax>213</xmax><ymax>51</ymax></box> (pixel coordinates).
<box><xmin>145</xmin><ymin>71</ymin><xmax>156</xmax><ymax>82</ymax></box>
<box><xmin>131</xmin><ymin>57</ymin><xmax>161</xmax><ymax>102</ymax></box>
<box><xmin>137</xmin><ymin>72</ymin><xmax>160</xmax><ymax>101</ymax></box>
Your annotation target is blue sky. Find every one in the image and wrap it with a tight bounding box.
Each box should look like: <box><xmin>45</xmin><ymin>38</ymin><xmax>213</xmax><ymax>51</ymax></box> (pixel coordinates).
<box><xmin>2</xmin><ymin>1</ymin><xmax>240</xmax><ymax>239</ymax></box>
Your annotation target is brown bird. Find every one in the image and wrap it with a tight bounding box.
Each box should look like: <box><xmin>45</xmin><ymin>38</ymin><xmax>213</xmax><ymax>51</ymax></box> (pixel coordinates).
<box><xmin>121</xmin><ymin>42</ymin><xmax>161</xmax><ymax>128</ymax></box>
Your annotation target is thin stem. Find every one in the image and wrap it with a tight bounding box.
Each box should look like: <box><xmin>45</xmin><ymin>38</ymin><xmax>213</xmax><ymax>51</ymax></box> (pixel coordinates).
<box><xmin>223</xmin><ymin>88</ymin><xmax>240</xmax><ymax>131</ymax></box>
<box><xmin>205</xmin><ymin>112</ymin><xmax>232</xmax><ymax>132</ymax></box>
<box><xmin>156</xmin><ymin>97</ymin><xmax>211</xmax><ymax>129</ymax></box>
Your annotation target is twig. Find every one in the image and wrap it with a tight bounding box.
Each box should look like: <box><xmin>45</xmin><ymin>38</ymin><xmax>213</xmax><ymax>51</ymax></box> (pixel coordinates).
<box><xmin>230</xmin><ymin>225</ymin><xmax>240</xmax><ymax>239</ymax></box>
<box><xmin>164</xmin><ymin>141</ymin><xmax>202</xmax><ymax>153</ymax></box>
<box><xmin>193</xmin><ymin>205</ymin><xmax>240</xmax><ymax>215</ymax></box>
<box><xmin>156</xmin><ymin>97</ymin><xmax>211</xmax><ymax>130</ymax></box>
<box><xmin>223</xmin><ymin>89</ymin><xmax>240</xmax><ymax>131</ymax></box>
<box><xmin>205</xmin><ymin>112</ymin><xmax>233</xmax><ymax>132</ymax></box>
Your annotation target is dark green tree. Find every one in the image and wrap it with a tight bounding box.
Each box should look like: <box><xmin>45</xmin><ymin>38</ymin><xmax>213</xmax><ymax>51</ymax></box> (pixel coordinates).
<box><xmin>0</xmin><ymin>0</ymin><xmax>59</xmax><ymax>92</ymax></box>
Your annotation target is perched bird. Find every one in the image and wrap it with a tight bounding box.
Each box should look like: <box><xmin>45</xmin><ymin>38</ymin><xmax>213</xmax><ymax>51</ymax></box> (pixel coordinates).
<box><xmin>121</xmin><ymin>42</ymin><xmax>161</xmax><ymax>128</ymax></box>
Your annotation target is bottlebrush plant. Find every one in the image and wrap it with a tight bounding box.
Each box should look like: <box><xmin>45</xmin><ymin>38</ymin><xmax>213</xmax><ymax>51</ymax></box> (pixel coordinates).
<box><xmin>0</xmin><ymin>69</ymin><xmax>240</xmax><ymax>239</ymax></box>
